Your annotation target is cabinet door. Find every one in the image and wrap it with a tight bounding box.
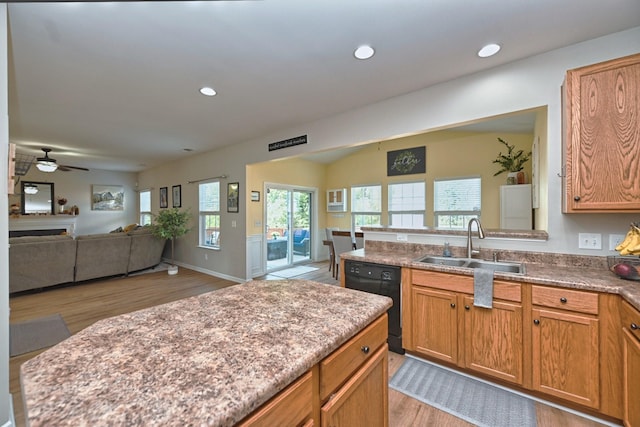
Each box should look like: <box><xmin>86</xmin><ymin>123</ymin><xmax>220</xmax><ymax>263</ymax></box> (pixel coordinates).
<box><xmin>321</xmin><ymin>344</ymin><xmax>388</xmax><ymax>427</ymax></box>
<box><xmin>532</xmin><ymin>308</ymin><xmax>600</xmax><ymax>408</ymax></box>
<box><xmin>463</xmin><ymin>296</ymin><xmax>523</xmax><ymax>385</ymax></box>
<box><xmin>564</xmin><ymin>53</ymin><xmax>640</xmax><ymax>212</ymax></box>
<box><xmin>411</xmin><ymin>286</ymin><xmax>458</xmax><ymax>364</ymax></box>
<box><xmin>623</xmin><ymin>328</ymin><xmax>640</xmax><ymax>427</ymax></box>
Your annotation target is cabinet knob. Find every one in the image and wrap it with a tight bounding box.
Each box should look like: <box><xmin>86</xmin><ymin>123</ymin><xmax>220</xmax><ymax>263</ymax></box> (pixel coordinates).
<box><xmin>574</xmin><ymin>196</ymin><xmax>581</xmax><ymax>202</ymax></box>
<box><xmin>465</xmin><ymin>305</ymin><xmax>470</xmax><ymax>310</ymax></box>
<box><xmin>533</xmin><ymin>319</ymin><xmax>540</xmax><ymax>325</ymax></box>
<box><xmin>450</xmin><ymin>303</ymin><xmax>456</xmax><ymax>308</ymax></box>
<box><xmin>632</xmin><ymin>323</ymin><xmax>638</xmax><ymax>330</ymax></box>
<box><xmin>560</xmin><ymin>297</ymin><xmax>567</xmax><ymax>304</ymax></box>
<box><xmin>361</xmin><ymin>345</ymin><xmax>370</xmax><ymax>354</ymax></box>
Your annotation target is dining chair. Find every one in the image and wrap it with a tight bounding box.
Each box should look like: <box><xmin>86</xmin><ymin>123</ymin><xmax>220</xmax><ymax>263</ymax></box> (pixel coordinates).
<box><xmin>354</xmin><ymin>231</ymin><xmax>364</xmax><ymax>249</ymax></box>
<box><xmin>332</xmin><ymin>230</ymin><xmax>355</xmax><ymax>280</ymax></box>
<box><xmin>325</xmin><ymin>227</ymin><xmax>339</xmax><ymax>277</ymax></box>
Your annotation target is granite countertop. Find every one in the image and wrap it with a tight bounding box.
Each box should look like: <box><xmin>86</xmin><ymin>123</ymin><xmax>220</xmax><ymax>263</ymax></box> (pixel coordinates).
<box><xmin>21</xmin><ymin>280</ymin><xmax>392</xmax><ymax>427</ymax></box>
<box><xmin>341</xmin><ymin>248</ymin><xmax>640</xmax><ymax>312</ymax></box>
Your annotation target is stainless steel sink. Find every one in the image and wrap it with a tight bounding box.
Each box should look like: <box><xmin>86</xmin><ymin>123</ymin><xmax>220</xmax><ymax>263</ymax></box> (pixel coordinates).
<box><xmin>414</xmin><ymin>255</ymin><xmax>525</xmax><ymax>275</ymax></box>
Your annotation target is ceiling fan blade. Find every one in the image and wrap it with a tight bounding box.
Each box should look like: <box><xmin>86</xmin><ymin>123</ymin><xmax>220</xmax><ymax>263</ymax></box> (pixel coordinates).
<box><xmin>58</xmin><ymin>165</ymin><xmax>90</xmax><ymax>172</ymax></box>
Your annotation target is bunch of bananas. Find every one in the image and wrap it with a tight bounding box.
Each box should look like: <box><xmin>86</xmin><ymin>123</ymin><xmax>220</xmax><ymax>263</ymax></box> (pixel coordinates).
<box><xmin>615</xmin><ymin>223</ymin><xmax>640</xmax><ymax>255</ymax></box>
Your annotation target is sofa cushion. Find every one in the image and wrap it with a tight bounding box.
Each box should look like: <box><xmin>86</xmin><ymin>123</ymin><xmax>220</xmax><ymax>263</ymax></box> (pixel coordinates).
<box><xmin>75</xmin><ymin>233</ymin><xmax>132</xmax><ymax>282</ymax></box>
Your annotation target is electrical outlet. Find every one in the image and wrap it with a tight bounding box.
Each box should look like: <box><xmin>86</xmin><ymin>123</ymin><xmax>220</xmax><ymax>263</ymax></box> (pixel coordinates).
<box><xmin>609</xmin><ymin>234</ymin><xmax>626</xmax><ymax>251</ymax></box>
<box><xmin>397</xmin><ymin>233</ymin><xmax>408</xmax><ymax>242</ymax></box>
<box><xmin>578</xmin><ymin>233</ymin><xmax>602</xmax><ymax>250</ymax></box>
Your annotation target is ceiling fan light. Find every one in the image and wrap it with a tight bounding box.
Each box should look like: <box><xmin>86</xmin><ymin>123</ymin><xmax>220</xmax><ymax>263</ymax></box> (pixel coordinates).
<box><xmin>36</xmin><ymin>161</ymin><xmax>58</xmax><ymax>172</ymax></box>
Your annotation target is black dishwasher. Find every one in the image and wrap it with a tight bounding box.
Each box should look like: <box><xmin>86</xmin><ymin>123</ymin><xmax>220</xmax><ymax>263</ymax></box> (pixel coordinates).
<box><xmin>344</xmin><ymin>260</ymin><xmax>403</xmax><ymax>354</ymax></box>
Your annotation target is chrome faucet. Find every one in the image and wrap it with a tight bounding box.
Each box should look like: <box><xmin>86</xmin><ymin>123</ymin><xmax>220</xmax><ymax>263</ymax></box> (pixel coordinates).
<box><xmin>467</xmin><ymin>218</ymin><xmax>485</xmax><ymax>258</ymax></box>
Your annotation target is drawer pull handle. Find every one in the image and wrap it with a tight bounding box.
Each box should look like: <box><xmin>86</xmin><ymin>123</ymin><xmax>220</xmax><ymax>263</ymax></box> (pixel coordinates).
<box><xmin>632</xmin><ymin>323</ymin><xmax>639</xmax><ymax>330</ymax></box>
<box><xmin>574</xmin><ymin>196</ymin><xmax>581</xmax><ymax>202</ymax></box>
<box><xmin>560</xmin><ymin>297</ymin><xmax>567</xmax><ymax>303</ymax></box>
<box><xmin>450</xmin><ymin>303</ymin><xmax>456</xmax><ymax>308</ymax></box>
<box><xmin>361</xmin><ymin>345</ymin><xmax>370</xmax><ymax>354</ymax></box>
<box><xmin>465</xmin><ymin>305</ymin><xmax>470</xmax><ymax>310</ymax></box>
<box><xmin>533</xmin><ymin>319</ymin><xmax>540</xmax><ymax>325</ymax></box>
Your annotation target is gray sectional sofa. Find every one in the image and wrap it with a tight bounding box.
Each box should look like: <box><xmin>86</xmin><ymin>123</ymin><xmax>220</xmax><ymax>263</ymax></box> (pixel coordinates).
<box><xmin>9</xmin><ymin>227</ymin><xmax>167</xmax><ymax>294</ymax></box>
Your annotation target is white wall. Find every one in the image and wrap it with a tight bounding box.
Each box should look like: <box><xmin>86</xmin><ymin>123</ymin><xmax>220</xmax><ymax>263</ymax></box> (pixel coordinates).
<box><xmin>10</xmin><ymin>168</ymin><xmax>139</xmax><ymax>235</ymax></box>
<box><xmin>1</xmin><ymin>5</ymin><xmax>12</xmax><ymax>425</ymax></box>
<box><xmin>139</xmin><ymin>27</ymin><xmax>640</xmax><ymax>281</ymax></box>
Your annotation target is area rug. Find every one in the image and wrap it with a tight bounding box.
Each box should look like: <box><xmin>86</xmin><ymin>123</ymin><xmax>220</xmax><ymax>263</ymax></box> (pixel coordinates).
<box><xmin>390</xmin><ymin>355</ymin><xmax>536</xmax><ymax>427</ymax></box>
<box><xmin>10</xmin><ymin>314</ymin><xmax>71</xmax><ymax>357</ymax></box>
<box><xmin>270</xmin><ymin>265</ymin><xmax>319</xmax><ymax>279</ymax></box>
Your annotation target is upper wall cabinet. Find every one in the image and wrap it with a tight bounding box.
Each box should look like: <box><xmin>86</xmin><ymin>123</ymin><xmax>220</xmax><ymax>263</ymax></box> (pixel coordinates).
<box><xmin>327</xmin><ymin>188</ymin><xmax>347</xmax><ymax>212</ymax></box>
<box><xmin>563</xmin><ymin>53</ymin><xmax>640</xmax><ymax>213</ymax></box>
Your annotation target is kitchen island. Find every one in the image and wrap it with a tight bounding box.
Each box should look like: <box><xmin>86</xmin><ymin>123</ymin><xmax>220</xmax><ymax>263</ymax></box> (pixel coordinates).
<box><xmin>20</xmin><ymin>279</ymin><xmax>392</xmax><ymax>426</ymax></box>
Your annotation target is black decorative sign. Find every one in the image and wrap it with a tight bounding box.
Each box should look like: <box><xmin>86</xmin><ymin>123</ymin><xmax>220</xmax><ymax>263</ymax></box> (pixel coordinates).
<box><xmin>268</xmin><ymin>135</ymin><xmax>308</xmax><ymax>152</ymax></box>
<box><xmin>387</xmin><ymin>146</ymin><xmax>426</xmax><ymax>176</ymax></box>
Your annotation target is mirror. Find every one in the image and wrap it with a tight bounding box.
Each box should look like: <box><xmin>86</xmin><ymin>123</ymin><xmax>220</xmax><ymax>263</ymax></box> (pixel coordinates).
<box><xmin>21</xmin><ymin>181</ymin><xmax>55</xmax><ymax>215</ymax></box>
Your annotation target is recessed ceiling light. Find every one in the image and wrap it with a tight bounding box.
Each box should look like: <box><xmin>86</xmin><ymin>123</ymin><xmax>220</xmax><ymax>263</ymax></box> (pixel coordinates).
<box><xmin>478</xmin><ymin>43</ymin><xmax>501</xmax><ymax>58</ymax></box>
<box><xmin>354</xmin><ymin>45</ymin><xmax>375</xmax><ymax>60</ymax></box>
<box><xmin>199</xmin><ymin>87</ymin><xmax>217</xmax><ymax>96</ymax></box>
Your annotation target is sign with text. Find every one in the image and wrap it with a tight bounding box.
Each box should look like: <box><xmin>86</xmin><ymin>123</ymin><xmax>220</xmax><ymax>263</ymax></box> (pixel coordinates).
<box><xmin>268</xmin><ymin>135</ymin><xmax>308</xmax><ymax>152</ymax></box>
<box><xmin>387</xmin><ymin>146</ymin><xmax>426</xmax><ymax>176</ymax></box>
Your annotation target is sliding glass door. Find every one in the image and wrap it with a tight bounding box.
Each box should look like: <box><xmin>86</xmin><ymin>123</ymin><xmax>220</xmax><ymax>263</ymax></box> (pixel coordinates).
<box><xmin>265</xmin><ymin>185</ymin><xmax>312</xmax><ymax>272</ymax></box>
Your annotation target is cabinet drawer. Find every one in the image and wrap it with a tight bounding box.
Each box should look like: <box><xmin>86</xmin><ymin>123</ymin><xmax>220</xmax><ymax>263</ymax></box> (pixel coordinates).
<box><xmin>238</xmin><ymin>370</ymin><xmax>312</xmax><ymax>427</ymax></box>
<box><xmin>621</xmin><ymin>300</ymin><xmax>640</xmax><ymax>341</ymax></box>
<box><xmin>319</xmin><ymin>313</ymin><xmax>387</xmax><ymax>401</ymax></box>
<box><xmin>412</xmin><ymin>269</ymin><xmax>522</xmax><ymax>302</ymax></box>
<box><xmin>532</xmin><ymin>285</ymin><xmax>598</xmax><ymax>315</ymax></box>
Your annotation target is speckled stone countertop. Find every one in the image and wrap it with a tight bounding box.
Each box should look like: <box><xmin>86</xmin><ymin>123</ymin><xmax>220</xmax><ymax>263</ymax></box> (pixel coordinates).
<box><xmin>341</xmin><ymin>247</ymin><xmax>640</xmax><ymax>312</ymax></box>
<box><xmin>21</xmin><ymin>280</ymin><xmax>392</xmax><ymax>427</ymax></box>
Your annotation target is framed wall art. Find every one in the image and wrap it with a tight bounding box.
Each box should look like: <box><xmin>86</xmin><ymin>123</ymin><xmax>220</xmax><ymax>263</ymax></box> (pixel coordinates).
<box><xmin>387</xmin><ymin>146</ymin><xmax>426</xmax><ymax>176</ymax></box>
<box><xmin>227</xmin><ymin>182</ymin><xmax>239</xmax><ymax>213</ymax></box>
<box><xmin>172</xmin><ymin>185</ymin><xmax>182</xmax><ymax>208</ymax></box>
<box><xmin>92</xmin><ymin>184</ymin><xmax>124</xmax><ymax>211</ymax></box>
<box><xmin>160</xmin><ymin>187</ymin><xmax>168</xmax><ymax>208</ymax></box>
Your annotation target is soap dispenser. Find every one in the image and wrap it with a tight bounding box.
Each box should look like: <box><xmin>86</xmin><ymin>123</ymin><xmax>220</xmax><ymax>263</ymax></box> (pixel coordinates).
<box><xmin>443</xmin><ymin>242</ymin><xmax>452</xmax><ymax>257</ymax></box>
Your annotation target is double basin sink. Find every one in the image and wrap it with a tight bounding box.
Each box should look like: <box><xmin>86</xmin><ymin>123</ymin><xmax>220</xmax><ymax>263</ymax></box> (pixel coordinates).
<box><xmin>415</xmin><ymin>255</ymin><xmax>525</xmax><ymax>275</ymax></box>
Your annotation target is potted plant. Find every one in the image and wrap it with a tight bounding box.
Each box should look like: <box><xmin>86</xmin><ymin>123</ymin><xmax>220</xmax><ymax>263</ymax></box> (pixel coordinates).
<box><xmin>151</xmin><ymin>207</ymin><xmax>191</xmax><ymax>275</ymax></box>
<box><xmin>492</xmin><ymin>137</ymin><xmax>531</xmax><ymax>184</ymax></box>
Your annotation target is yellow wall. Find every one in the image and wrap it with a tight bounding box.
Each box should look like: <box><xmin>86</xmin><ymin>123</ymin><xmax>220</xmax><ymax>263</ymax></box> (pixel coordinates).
<box><xmin>248</xmin><ymin>130</ymin><xmax>535</xmax><ymax>232</ymax></box>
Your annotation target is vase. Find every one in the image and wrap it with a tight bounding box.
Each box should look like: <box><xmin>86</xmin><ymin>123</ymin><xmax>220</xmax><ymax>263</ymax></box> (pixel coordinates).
<box><xmin>506</xmin><ymin>172</ymin><xmax>518</xmax><ymax>185</ymax></box>
<box><xmin>168</xmin><ymin>265</ymin><xmax>178</xmax><ymax>275</ymax></box>
<box><xmin>59</xmin><ymin>204</ymin><xmax>65</xmax><ymax>214</ymax></box>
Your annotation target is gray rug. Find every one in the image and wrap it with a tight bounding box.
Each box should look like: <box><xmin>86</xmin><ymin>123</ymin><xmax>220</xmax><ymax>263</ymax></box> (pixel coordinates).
<box><xmin>10</xmin><ymin>314</ymin><xmax>71</xmax><ymax>357</ymax></box>
<box><xmin>390</xmin><ymin>355</ymin><xmax>536</xmax><ymax>427</ymax></box>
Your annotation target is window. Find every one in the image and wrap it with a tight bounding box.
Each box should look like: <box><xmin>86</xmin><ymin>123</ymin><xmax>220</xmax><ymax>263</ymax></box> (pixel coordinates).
<box><xmin>351</xmin><ymin>184</ymin><xmax>382</xmax><ymax>230</ymax></box>
<box><xmin>139</xmin><ymin>190</ymin><xmax>151</xmax><ymax>225</ymax></box>
<box><xmin>434</xmin><ymin>176</ymin><xmax>481</xmax><ymax>229</ymax></box>
<box><xmin>388</xmin><ymin>181</ymin><xmax>425</xmax><ymax>228</ymax></box>
<box><xmin>199</xmin><ymin>181</ymin><xmax>221</xmax><ymax>248</ymax></box>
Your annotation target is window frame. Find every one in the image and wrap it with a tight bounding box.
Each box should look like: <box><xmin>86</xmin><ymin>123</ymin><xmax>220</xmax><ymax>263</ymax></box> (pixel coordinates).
<box><xmin>139</xmin><ymin>189</ymin><xmax>152</xmax><ymax>226</ymax></box>
<box><xmin>433</xmin><ymin>176</ymin><xmax>481</xmax><ymax>229</ymax></box>
<box><xmin>198</xmin><ymin>180</ymin><xmax>221</xmax><ymax>249</ymax></box>
<box><xmin>351</xmin><ymin>184</ymin><xmax>382</xmax><ymax>231</ymax></box>
<box><xmin>387</xmin><ymin>180</ymin><xmax>426</xmax><ymax>228</ymax></box>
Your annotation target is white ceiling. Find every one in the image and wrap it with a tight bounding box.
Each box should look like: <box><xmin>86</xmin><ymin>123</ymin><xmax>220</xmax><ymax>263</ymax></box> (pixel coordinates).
<box><xmin>7</xmin><ymin>1</ymin><xmax>640</xmax><ymax>172</ymax></box>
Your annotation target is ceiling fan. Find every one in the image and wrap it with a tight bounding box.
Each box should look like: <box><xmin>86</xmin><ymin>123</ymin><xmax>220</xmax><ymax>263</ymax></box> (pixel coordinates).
<box><xmin>36</xmin><ymin>148</ymin><xmax>90</xmax><ymax>172</ymax></box>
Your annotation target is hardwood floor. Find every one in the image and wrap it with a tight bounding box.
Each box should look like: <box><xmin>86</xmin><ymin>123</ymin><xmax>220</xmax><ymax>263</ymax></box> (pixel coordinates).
<box><xmin>9</xmin><ymin>261</ymin><xmax>612</xmax><ymax>426</ymax></box>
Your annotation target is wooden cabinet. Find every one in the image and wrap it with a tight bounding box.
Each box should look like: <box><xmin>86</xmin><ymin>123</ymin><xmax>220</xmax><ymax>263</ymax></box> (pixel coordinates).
<box><xmin>240</xmin><ymin>313</ymin><xmax>388</xmax><ymax>426</ymax></box>
<box><xmin>563</xmin><ymin>53</ymin><xmax>640</xmax><ymax>212</ymax></box>
<box><xmin>411</xmin><ymin>286</ymin><xmax>459</xmax><ymax>364</ymax></box>
<box><xmin>238</xmin><ymin>371</ymin><xmax>313</xmax><ymax>427</ymax></box>
<box><xmin>327</xmin><ymin>188</ymin><xmax>347</xmax><ymax>212</ymax></box>
<box><xmin>320</xmin><ymin>314</ymin><xmax>389</xmax><ymax>427</ymax></box>
<box><xmin>406</xmin><ymin>270</ymin><xmax>524</xmax><ymax>385</ymax></box>
<box><xmin>621</xmin><ymin>300</ymin><xmax>640</xmax><ymax>427</ymax></box>
<box><xmin>531</xmin><ymin>285</ymin><xmax>600</xmax><ymax>408</ymax></box>
<box><xmin>462</xmin><ymin>295</ymin><xmax>523</xmax><ymax>384</ymax></box>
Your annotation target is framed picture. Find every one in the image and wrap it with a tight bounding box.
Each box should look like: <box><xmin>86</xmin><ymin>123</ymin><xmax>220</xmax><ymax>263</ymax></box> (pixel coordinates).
<box><xmin>159</xmin><ymin>187</ymin><xmax>168</xmax><ymax>208</ymax></box>
<box><xmin>172</xmin><ymin>185</ymin><xmax>181</xmax><ymax>208</ymax></box>
<box><xmin>92</xmin><ymin>184</ymin><xmax>124</xmax><ymax>211</ymax></box>
<box><xmin>251</xmin><ymin>191</ymin><xmax>260</xmax><ymax>202</ymax></box>
<box><xmin>387</xmin><ymin>146</ymin><xmax>426</xmax><ymax>176</ymax></box>
<box><xmin>227</xmin><ymin>182</ymin><xmax>239</xmax><ymax>213</ymax></box>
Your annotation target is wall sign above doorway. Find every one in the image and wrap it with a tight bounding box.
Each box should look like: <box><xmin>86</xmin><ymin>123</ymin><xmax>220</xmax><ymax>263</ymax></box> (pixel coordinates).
<box><xmin>268</xmin><ymin>135</ymin><xmax>307</xmax><ymax>152</ymax></box>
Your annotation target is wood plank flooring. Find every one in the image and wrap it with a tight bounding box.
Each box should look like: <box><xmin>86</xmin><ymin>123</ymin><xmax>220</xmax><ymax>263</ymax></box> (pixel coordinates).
<box><xmin>9</xmin><ymin>261</ymin><xmax>613</xmax><ymax>426</ymax></box>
